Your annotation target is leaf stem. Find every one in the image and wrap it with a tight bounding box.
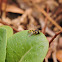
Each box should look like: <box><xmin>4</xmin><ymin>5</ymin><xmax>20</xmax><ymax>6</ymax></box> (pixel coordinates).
<box><xmin>49</xmin><ymin>31</ymin><xmax>62</xmax><ymax>46</ymax></box>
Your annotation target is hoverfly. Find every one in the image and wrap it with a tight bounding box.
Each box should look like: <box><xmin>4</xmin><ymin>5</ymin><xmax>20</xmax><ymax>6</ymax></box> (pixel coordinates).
<box><xmin>28</xmin><ymin>30</ymin><xmax>40</xmax><ymax>37</ymax></box>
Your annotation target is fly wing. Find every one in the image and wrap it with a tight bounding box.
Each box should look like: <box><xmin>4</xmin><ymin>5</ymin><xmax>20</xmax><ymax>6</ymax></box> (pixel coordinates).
<box><xmin>28</xmin><ymin>32</ymin><xmax>33</xmax><ymax>37</ymax></box>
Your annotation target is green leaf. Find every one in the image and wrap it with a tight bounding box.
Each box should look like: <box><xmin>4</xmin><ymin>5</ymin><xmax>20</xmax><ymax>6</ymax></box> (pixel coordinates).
<box><xmin>6</xmin><ymin>30</ymin><xmax>49</xmax><ymax>62</ymax></box>
<box><xmin>0</xmin><ymin>28</ymin><xmax>6</xmax><ymax>62</ymax></box>
<box><xmin>0</xmin><ymin>25</ymin><xmax>13</xmax><ymax>38</ymax></box>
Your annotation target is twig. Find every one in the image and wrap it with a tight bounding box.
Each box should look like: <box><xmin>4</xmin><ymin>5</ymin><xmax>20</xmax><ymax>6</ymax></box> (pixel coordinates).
<box><xmin>51</xmin><ymin>5</ymin><xmax>62</xmax><ymax>19</ymax></box>
<box><xmin>52</xmin><ymin>4</ymin><xmax>62</xmax><ymax>17</ymax></box>
<box><xmin>51</xmin><ymin>4</ymin><xmax>62</xmax><ymax>17</ymax></box>
<box><xmin>52</xmin><ymin>45</ymin><xmax>57</xmax><ymax>62</ymax></box>
<box><xmin>49</xmin><ymin>31</ymin><xmax>62</xmax><ymax>46</ymax></box>
<box><xmin>40</xmin><ymin>9</ymin><xmax>62</xmax><ymax>31</ymax></box>
<box><xmin>55</xmin><ymin>15</ymin><xmax>62</xmax><ymax>22</ymax></box>
<box><xmin>39</xmin><ymin>18</ymin><xmax>55</xmax><ymax>36</ymax></box>
<box><xmin>52</xmin><ymin>35</ymin><xmax>59</xmax><ymax>62</ymax></box>
<box><xmin>0</xmin><ymin>19</ymin><xmax>19</xmax><ymax>32</ymax></box>
<box><xmin>32</xmin><ymin>4</ymin><xmax>62</xmax><ymax>31</ymax></box>
<box><xmin>42</xmin><ymin>5</ymin><xmax>49</xmax><ymax>34</ymax></box>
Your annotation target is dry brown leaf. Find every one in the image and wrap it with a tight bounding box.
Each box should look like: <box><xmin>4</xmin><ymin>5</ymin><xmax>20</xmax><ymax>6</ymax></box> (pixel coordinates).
<box><xmin>56</xmin><ymin>50</ymin><xmax>62</xmax><ymax>62</ymax></box>
<box><xmin>2</xmin><ymin>3</ymin><xmax>24</xmax><ymax>14</ymax></box>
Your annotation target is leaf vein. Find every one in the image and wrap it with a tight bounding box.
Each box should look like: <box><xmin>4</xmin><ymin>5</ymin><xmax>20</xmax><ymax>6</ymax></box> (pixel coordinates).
<box><xmin>19</xmin><ymin>47</ymin><xmax>32</xmax><ymax>62</ymax></box>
